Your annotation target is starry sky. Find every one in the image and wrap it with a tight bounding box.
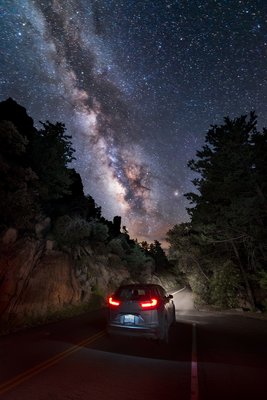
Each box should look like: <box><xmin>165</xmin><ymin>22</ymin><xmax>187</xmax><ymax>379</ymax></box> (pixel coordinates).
<box><xmin>1</xmin><ymin>0</ymin><xmax>267</xmax><ymax>244</ymax></box>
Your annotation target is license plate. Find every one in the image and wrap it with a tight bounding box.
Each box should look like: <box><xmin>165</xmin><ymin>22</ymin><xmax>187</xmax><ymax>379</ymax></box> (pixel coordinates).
<box><xmin>124</xmin><ymin>314</ymin><xmax>135</xmax><ymax>324</ymax></box>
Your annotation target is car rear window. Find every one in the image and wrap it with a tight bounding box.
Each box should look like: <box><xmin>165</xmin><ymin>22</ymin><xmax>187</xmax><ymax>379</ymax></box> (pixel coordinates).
<box><xmin>115</xmin><ymin>287</ymin><xmax>152</xmax><ymax>301</ymax></box>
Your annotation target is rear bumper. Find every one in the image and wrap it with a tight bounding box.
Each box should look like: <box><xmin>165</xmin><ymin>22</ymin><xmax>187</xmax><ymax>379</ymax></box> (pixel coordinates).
<box><xmin>107</xmin><ymin>324</ymin><xmax>160</xmax><ymax>339</ymax></box>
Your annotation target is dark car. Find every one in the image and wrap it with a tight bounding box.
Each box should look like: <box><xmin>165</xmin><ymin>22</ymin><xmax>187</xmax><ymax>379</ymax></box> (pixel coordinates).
<box><xmin>107</xmin><ymin>283</ymin><xmax>175</xmax><ymax>342</ymax></box>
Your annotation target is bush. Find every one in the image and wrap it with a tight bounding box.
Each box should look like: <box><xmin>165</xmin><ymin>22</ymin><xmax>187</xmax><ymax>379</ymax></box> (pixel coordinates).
<box><xmin>90</xmin><ymin>220</ymin><xmax>109</xmax><ymax>241</ymax></box>
<box><xmin>258</xmin><ymin>270</ymin><xmax>267</xmax><ymax>290</ymax></box>
<box><xmin>54</xmin><ymin>215</ymin><xmax>92</xmax><ymax>248</ymax></box>
<box><xmin>107</xmin><ymin>238</ymin><xmax>128</xmax><ymax>257</ymax></box>
<box><xmin>209</xmin><ymin>260</ymin><xmax>241</xmax><ymax>308</ymax></box>
<box><xmin>54</xmin><ymin>215</ymin><xmax>109</xmax><ymax>249</ymax></box>
<box><xmin>188</xmin><ymin>273</ymin><xmax>209</xmax><ymax>306</ymax></box>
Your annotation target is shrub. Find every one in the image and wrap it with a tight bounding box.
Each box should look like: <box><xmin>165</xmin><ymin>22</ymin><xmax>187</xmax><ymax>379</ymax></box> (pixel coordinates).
<box><xmin>209</xmin><ymin>260</ymin><xmax>241</xmax><ymax>308</ymax></box>
<box><xmin>188</xmin><ymin>273</ymin><xmax>209</xmax><ymax>306</ymax></box>
<box><xmin>54</xmin><ymin>215</ymin><xmax>109</xmax><ymax>249</ymax></box>
<box><xmin>54</xmin><ymin>215</ymin><xmax>92</xmax><ymax>248</ymax></box>
<box><xmin>107</xmin><ymin>238</ymin><xmax>126</xmax><ymax>257</ymax></box>
<box><xmin>258</xmin><ymin>270</ymin><xmax>267</xmax><ymax>290</ymax></box>
<box><xmin>89</xmin><ymin>220</ymin><xmax>109</xmax><ymax>241</ymax></box>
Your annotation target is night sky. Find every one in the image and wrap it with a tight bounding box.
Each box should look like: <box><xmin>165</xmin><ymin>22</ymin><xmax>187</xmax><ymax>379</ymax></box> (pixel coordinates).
<box><xmin>1</xmin><ymin>0</ymin><xmax>267</xmax><ymax>244</ymax></box>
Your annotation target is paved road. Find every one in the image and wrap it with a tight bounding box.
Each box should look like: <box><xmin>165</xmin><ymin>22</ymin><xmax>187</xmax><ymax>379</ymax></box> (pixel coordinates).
<box><xmin>0</xmin><ymin>289</ymin><xmax>266</xmax><ymax>400</ymax></box>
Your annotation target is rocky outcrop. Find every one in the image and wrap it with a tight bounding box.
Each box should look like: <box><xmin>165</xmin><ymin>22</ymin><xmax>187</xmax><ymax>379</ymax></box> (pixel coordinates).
<box><xmin>0</xmin><ymin>228</ymin><xmax>180</xmax><ymax>333</ymax></box>
<box><xmin>0</xmin><ymin>237</ymin><xmax>44</xmax><ymax>319</ymax></box>
<box><xmin>0</xmin><ymin>232</ymin><xmax>134</xmax><ymax>332</ymax></box>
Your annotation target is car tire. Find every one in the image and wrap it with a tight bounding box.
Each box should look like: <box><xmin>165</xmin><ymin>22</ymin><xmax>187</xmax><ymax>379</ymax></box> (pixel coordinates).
<box><xmin>171</xmin><ymin>306</ymin><xmax>176</xmax><ymax>326</ymax></box>
<box><xmin>159</xmin><ymin>317</ymin><xmax>169</xmax><ymax>344</ymax></box>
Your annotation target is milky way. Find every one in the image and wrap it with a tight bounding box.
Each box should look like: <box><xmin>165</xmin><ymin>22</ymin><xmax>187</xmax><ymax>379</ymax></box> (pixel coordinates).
<box><xmin>1</xmin><ymin>0</ymin><xmax>267</xmax><ymax>244</ymax></box>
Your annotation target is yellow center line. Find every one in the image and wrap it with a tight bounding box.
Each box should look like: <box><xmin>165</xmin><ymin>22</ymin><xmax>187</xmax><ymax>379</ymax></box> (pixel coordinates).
<box><xmin>0</xmin><ymin>330</ymin><xmax>106</xmax><ymax>395</ymax></box>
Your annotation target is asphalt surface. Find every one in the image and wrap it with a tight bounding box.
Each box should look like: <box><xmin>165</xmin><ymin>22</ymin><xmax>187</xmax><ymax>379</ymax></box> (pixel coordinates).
<box><xmin>0</xmin><ymin>289</ymin><xmax>266</xmax><ymax>400</ymax></box>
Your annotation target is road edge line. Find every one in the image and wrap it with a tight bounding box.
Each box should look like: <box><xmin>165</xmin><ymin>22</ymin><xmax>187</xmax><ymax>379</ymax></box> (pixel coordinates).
<box><xmin>191</xmin><ymin>322</ymin><xmax>199</xmax><ymax>400</ymax></box>
<box><xmin>171</xmin><ymin>287</ymin><xmax>186</xmax><ymax>295</ymax></box>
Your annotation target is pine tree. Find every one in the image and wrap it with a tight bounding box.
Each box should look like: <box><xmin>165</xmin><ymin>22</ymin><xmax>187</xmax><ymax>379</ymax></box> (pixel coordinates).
<box><xmin>149</xmin><ymin>240</ymin><xmax>170</xmax><ymax>272</ymax></box>
<box><xmin>185</xmin><ymin>113</ymin><xmax>267</xmax><ymax>308</ymax></box>
<box><xmin>29</xmin><ymin>121</ymin><xmax>76</xmax><ymax>203</ymax></box>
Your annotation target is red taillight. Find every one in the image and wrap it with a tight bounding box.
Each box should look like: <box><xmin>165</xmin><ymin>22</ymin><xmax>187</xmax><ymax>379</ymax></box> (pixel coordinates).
<box><xmin>140</xmin><ymin>298</ymin><xmax>158</xmax><ymax>308</ymax></box>
<box><xmin>108</xmin><ymin>297</ymin><xmax>120</xmax><ymax>306</ymax></box>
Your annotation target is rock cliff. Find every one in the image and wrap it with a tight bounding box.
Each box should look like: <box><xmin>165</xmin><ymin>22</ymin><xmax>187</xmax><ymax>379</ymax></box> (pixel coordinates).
<box><xmin>0</xmin><ymin>233</ymin><xmax>132</xmax><ymax>332</ymax></box>
<box><xmin>0</xmin><ymin>229</ymin><xmax>178</xmax><ymax>333</ymax></box>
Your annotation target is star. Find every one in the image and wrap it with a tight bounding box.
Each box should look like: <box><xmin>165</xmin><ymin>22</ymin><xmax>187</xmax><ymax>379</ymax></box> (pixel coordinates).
<box><xmin>1</xmin><ymin>0</ymin><xmax>266</xmax><ymax>243</ymax></box>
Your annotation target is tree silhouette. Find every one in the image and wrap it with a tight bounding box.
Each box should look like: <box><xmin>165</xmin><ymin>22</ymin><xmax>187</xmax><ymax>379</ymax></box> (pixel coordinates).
<box><xmin>29</xmin><ymin>121</ymin><xmax>75</xmax><ymax>203</ymax></box>
<box><xmin>0</xmin><ymin>120</ymin><xmax>39</xmax><ymax>231</ymax></box>
<box><xmin>148</xmin><ymin>240</ymin><xmax>170</xmax><ymax>272</ymax></box>
<box><xmin>183</xmin><ymin>112</ymin><xmax>267</xmax><ymax>308</ymax></box>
